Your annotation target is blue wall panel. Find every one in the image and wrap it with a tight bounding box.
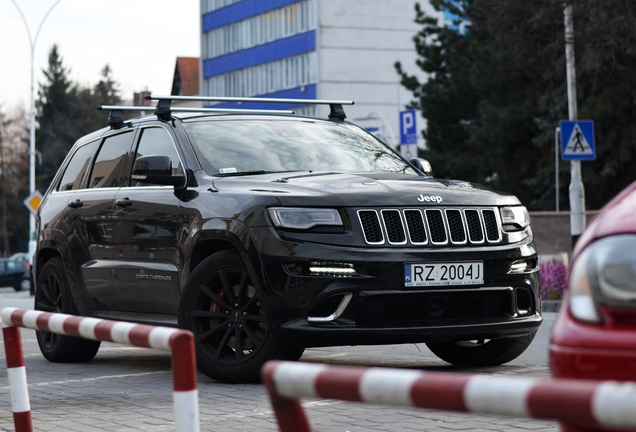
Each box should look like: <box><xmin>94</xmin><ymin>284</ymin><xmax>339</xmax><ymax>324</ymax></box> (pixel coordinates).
<box><xmin>208</xmin><ymin>84</ymin><xmax>317</xmax><ymax>110</ymax></box>
<box><xmin>203</xmin><ymin>31</ymin><xmax>316</xmax><ymax>77</ymax></box>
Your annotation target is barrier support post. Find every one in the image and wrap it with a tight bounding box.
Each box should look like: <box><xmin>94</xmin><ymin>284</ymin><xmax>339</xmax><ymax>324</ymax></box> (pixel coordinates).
<box><xmin>262</xmin><ymin>362</ymin><xmax>311</xmax><ymax>432</ymax></box>
<box><xmin>2</xmin><ymin>325</ymin><xmax>33</xmax><ymax>432</ymax></box>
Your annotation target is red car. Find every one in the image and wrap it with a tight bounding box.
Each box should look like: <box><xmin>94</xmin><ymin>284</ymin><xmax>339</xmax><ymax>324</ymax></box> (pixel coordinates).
<box><xmin>550</xmin><ymin>181</ymin><xmax>636</xmax><ymax>381</ymax></box>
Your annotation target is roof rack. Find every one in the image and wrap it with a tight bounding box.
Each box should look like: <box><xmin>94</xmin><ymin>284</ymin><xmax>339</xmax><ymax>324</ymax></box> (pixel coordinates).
<box><xmin>96</xmin><ymin>104</ymin><xmax>296</xmax><ymax>129</ymax></box>
<box><xmin>97</xmin><ymin>95</ymin><xmax>355</xmax><ymax>129</ymax></box>
<box><xmin>146</xmin><ymin>95</ymin><xmax>355</xmax><ymax>121</ymax></box>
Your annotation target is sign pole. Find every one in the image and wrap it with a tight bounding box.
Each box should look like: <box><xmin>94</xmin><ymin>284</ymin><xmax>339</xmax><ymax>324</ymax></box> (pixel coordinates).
<box><xmin>10</xmin><ymin>0</ymin><xmax>62</xmax><ymax>263</ymax></box>
<box><xmin>554</xmin><ymin>128</ymin><xmax>560</xmax><ymax>212</ymax></box>
<box><xmin>564</xmin><ymin>2</ymin><xmax>585</xmax><ymax>248</ymax></box>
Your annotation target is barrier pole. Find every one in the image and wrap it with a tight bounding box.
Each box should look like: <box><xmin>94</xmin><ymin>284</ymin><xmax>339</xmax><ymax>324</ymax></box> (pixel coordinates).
<box><xmin>262</xmin><ymin>360</ymin><xmax>636</xmax><ymax>432</ymax></box>
<box><xmin>1</xmin><ymin>308</ymin><xmax>199</xmax><ymax>432</ymax></box>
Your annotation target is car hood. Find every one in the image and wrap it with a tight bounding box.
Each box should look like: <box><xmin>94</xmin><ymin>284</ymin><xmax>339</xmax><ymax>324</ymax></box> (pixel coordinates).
<box><xmin>573</xmin><ymin>180</ymin><xmax>636</xmax><ymax>255</ymax></box>
<box><xmin>211</xmin><ymin>172</ymin><xmax>520</xmax><ymax>207</ymax></box>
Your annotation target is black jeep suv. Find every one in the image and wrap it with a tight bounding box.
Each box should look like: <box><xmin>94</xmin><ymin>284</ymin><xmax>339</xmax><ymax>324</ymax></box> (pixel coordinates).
<box><xmin>34</xmin><ymin>96</ymin><xmax>541</xmax><ymax>383</ymax></box>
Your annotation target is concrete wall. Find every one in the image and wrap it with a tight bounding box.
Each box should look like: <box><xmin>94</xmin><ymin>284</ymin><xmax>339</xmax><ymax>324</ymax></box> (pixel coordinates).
<box><xmin>530</xmin><ymin>211</ymin><xmax>599</xmax><ymax>258</ymax></box>
<box><xmin>317</xmin><ymin>0</ymin><xmax>440</xmax><ymax>149</ymax></box>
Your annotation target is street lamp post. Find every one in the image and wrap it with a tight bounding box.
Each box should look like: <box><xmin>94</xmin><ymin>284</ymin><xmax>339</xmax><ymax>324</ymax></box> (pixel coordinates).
<box><xmin>10</xmin><ymin>0</ymin><xmax>62</xmax><ymax>262</ymax></box>
<box><xmin>563</xmin><ymin>1</ymin><xmax>585</xmax><ymax>248</ymax></box>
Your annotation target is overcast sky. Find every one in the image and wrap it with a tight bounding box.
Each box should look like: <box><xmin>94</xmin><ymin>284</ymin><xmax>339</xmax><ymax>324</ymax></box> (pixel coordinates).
<box><xmin>1</xmin><ymin>0</ymin><xmax>200</xmax><ymax>110</ymax></box>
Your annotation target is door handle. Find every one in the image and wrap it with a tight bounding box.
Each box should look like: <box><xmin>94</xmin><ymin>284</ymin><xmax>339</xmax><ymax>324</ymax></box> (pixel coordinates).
<box><xmin>67</xmin><ymin>199</ymin><xmax>83</xmax><ymax>208</ymax></box>
<box><xmin>115</xmin><ymin>198</ymin><xmax>132</xmax><ymax>208</ymax></box>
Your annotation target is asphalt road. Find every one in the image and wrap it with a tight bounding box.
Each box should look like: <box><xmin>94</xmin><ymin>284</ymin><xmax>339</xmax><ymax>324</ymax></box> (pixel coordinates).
<box><xmin>0</xmin><ymin>287</ymin><xmax>559</xmax><ymax>431</ymax></box>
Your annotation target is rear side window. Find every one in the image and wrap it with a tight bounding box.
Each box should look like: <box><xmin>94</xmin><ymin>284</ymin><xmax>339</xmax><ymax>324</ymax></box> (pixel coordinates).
<box><xmin>6</xmin><ymin>261</ymin><xmax>21</xmax><ymax>272</ymax></box>
<box><xmin>58</xmin><ymin>140</ymin><xmax>100</xmax><ymax>191</ymax></box>
<box><xmin>88</xmin><ymin>131</ymin><xmax>134</xmax><ymax>188</ymax></box>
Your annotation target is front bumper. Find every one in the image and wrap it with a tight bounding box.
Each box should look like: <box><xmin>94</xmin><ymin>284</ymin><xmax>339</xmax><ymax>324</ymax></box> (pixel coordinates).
<box><xmin>253</xmin><ymin>233</ymin><xmax>542</xmax><ymax>347</ymax></box>
<box><xmin>550</xmin><ymin>299</ymin><xmax>636</xmax><ymax>381</ymax></box>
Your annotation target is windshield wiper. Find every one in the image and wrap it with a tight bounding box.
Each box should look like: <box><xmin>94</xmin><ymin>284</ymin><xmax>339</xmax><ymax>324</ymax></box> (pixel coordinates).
<box><xmin>215</xmin><ymin>170</ymin><xmax>309</xmax><ymax>177</ymax></box>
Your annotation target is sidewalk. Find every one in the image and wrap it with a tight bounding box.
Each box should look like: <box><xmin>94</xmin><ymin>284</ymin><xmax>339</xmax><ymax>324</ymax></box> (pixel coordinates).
<box><xmin>542</xmin><ymin>299</ymin><xmax>561</xmax><ymax>312</ymax></box>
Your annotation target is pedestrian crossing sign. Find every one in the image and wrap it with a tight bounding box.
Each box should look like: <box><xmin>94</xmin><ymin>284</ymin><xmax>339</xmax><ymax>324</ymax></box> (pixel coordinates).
<box><xmin>560</xmin><ymin>120</ymin><xmax>595</xmax><ymax>160</ymax></box>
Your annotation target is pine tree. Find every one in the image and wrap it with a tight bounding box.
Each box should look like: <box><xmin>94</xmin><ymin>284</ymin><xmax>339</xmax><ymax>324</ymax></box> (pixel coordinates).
<box><xmin>79</xmin><ymin>64</ymin><xmax>122</xmax><ymax>132</ymax></box>
<box><xmin>36</xmin><ymin>46</ymin><xmax>124</xmax><ymax>193</ymax></box>
<box><xmin>36</xmin><ymin>45</ymin><xmax>80</xmax><ymax>192</ymax></box>
<box><xmin>397</xmin><ymin>0</ymin><xmax>636</xmax><ymax>210</ymax></box>
<box><xmin>395</xmin><ymin>1</ymin><xmax>484</xmax><ymax>183</ymax></box>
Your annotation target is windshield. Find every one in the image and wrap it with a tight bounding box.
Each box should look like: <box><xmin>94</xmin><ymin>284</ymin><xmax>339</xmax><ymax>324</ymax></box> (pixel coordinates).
<box><xmin>183</xmin><ymin>118</ymin><xmax>417</xmax><ymax>176</ymax></box>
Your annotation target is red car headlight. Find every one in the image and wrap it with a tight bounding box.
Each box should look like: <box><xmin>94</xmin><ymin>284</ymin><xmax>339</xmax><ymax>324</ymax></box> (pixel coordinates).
<box><xmin>569</xmin><ymin>235</ymin><xmax>636</xmax><ymax>323</ymax></box>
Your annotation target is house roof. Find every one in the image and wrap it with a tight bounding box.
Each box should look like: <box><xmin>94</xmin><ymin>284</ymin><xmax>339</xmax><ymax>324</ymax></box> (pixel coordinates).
<box><xmin>171</xmin><ymin>57</ymin><xmax>200</xmax><ymax>96</ymax></box>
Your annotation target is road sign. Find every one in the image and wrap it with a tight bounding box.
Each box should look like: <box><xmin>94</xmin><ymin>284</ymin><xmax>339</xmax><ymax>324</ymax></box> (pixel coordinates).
<box><xmin>560</xmin><ymin>120</ymin><xmax>595</xmax><ymax>160</ymax></box>
<box><xmin>23</xmin><ymin>190</ymin><xmax>42</xmax><ymax>215</ymax></box>
<box><xmin>399</xmin><ymin>109</ymin><xmax>417</xmax><ymax>144</ymax></box>
<box><xmin>400</xmin><ymin>143</ymin><xmax>418</xmax><ymax>160</ymax></box>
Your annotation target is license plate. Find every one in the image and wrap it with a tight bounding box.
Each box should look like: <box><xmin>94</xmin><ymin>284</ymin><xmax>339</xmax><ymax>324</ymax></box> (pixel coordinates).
<box><xmin>404</xmin><ymin>262</ymin><xmax>483</xmax><ymax>287</ymax></box>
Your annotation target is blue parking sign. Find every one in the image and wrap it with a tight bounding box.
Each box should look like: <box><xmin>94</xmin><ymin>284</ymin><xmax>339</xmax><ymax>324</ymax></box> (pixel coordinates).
<box><xmin>400</xmin><ymin>109</ymin><xmax>417</xmax><ymax>144</ymax></box>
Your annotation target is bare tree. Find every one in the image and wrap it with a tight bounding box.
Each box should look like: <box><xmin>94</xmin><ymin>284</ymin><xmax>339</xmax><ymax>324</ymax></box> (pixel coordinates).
<box><xmin>0</xmin><ymin>105</ymin><xmax>29</xmax><ymax>256</ymax></box>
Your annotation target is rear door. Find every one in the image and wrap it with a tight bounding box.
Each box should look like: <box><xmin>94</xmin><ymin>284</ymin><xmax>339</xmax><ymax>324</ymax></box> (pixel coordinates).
<box><xmin>68</xmin><ymin>131</ymin><xmax>135</xmax><ymax>311</ymax></box>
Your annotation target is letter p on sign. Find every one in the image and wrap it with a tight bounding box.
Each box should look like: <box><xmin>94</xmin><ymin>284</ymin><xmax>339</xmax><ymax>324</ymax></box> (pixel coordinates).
<box><xmin>400</xmin><ymin>109</ymin><xmax>417</xmax><ymax>144</ymax></box>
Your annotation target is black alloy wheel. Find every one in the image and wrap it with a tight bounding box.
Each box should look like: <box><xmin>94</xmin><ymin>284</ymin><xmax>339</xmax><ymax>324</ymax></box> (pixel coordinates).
<box><xmin>179</xmin><ymin>250</ymin><xmax>303</xmax><ymax>383</ymax></box>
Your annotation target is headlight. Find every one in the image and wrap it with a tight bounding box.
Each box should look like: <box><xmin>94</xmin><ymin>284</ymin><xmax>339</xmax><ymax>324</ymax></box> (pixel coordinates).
<box><xmin>268</xmin><ymin>207</ymin><xmax>343</xmax><ymax>230</ymax></box>
<box><xmin>500</xmin><ymin>206</ymin><xmax>530</xmax><ymax>231</ymax></box>
<box><xmin>569</xmin><ymin>235</ymin><xmax>636</xmax><ymax>323</ymax></box>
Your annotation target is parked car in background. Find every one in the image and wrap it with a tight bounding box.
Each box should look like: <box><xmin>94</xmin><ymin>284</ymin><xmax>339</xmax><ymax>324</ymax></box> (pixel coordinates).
<box><xmin>9</xmin><ymin>252</ymin><xmax>31</xmax><ymax>267</ymax></box>
<box><xmin>0</xmin><ymin>258</ymin><xmax>32</xmax><ymax>292</ymax></box>
<box><xmin>550</xmin><ymin>180</ymin><xmax>636</xmax><ymax>381</ymax></box>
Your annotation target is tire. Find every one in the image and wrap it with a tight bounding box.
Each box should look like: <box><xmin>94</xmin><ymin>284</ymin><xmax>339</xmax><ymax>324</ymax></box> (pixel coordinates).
<box><xmin>34</xmin><ymin>258</ymin><xmax>101</xmax><ymax>362</ymax></box>
<box><xmin>178</xmin><ymin>250</ymin><xmax>304</xmax><ymax>383</ymax></box>
<box><xmin>426</xmin><ymin>331</ymin><xmax>537</xmax><ymax>367</ymax></box>
<box><xmin>14</xmin><ymin>277</ymin><xmax>30</xmax><ymax>292</ymax></box>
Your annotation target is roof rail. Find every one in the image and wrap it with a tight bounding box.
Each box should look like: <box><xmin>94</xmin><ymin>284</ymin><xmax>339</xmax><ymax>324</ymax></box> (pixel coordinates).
<box><xmin>146</xmin><ymin>95</ymin><xmax>355</xmax><ymax>121</ymax></box>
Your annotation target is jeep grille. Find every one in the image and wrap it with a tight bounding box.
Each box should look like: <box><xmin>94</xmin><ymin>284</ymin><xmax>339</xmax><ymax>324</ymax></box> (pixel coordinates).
<box><xmin>357</xmin><ymin>208</ymin><xmax>502</xmax><ymax>246</ymax></box>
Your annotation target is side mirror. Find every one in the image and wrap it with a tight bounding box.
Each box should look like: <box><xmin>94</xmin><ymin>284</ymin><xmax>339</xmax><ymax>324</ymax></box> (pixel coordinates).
<box><xmin>410</xmin><ymin>158</ymin><xmax>433</xmax><ymax>177</ymax></box>
<box><xmin>132</xmin><ymin>155</ymin><xmax>185</xmax><ymax>187</ymax></box>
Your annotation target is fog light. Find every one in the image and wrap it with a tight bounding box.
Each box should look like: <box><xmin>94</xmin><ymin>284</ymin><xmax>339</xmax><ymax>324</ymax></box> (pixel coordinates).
<box><xmin>510</xmin><ymin>261</ymin><xmax>528</xmax><ymax>273</ymax></box>
<box><xmin>509</xmin><ymin>258</ymin><xmax>538</xmax><ymax>274</ymax></box>
<box><xmin>309</xmin><ymin>262</ymin><xmax>356</xmax><ymax>277</ymax></box>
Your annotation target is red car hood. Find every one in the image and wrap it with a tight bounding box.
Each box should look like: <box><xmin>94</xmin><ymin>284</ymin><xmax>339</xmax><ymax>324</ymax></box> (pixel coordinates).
<box><xmin>574</xmin><ymin>180</ymin><xmax>636</xmax><ymax>255</ymax></box>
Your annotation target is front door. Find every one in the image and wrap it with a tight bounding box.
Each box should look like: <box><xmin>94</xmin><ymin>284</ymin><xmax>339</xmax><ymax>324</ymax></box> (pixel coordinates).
<box><xmin>111</xmin><ymin>126</ymin><xmax>185</xmax><ymax>318</ymax></box>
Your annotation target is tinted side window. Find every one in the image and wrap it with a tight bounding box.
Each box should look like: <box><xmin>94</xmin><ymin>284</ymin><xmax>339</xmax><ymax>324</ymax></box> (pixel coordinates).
<box><xmin>130</xmin><ymin>127</ymin><xmax>183</xmax><ymax>187</ymax></box>
<box><xmin>58</xmin><ymin>140</ymin><xmax>100</xmax><ymax>191</ymax></box>
<box><xmin>88</xmin><ymin>132</ymin><xmax>134</xmax><ymax>189</ymax></box>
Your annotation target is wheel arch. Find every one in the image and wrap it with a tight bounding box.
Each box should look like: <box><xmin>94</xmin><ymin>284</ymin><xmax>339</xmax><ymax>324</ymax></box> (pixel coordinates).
<box><xmin>35</xmin><ymin>240</ymin><xmax>90</xmax><ymax>315</ymax></box>
<box><xmin>185</xmin><ymin>220</ymin><xmax>265</xmax><ymax>291</ymax></box>
<box><xmin>34</xmin><ymin>246</ymin><xmax>62</xmax><ymax>287</ymax></box>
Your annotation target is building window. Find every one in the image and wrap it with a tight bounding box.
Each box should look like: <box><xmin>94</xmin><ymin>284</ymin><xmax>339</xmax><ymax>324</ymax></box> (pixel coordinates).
<box><xmin>203</xmin><ymin>0</ymin><xmax>316</xmax><ymax>60</ymax></box>
<box><xmin>206</xmin><ymin>52</ymin><xmax>316</xmax><ymax>97</ymax></box>
<box><xmin>201</xmin><ymin>0</ymin><xmax>245</xmax><ymax>14</ymax></box>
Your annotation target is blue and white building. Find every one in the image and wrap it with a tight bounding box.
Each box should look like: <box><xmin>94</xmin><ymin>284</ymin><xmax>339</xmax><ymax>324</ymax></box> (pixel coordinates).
<box><xmin>200</xmin><ymin>0</ymin><xmax>437</xmax><ymax>149</ymax></box>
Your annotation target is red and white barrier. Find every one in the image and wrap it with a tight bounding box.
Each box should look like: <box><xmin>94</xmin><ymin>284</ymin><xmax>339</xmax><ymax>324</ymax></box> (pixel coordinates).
<box><xmin>262</xmin><ymin>360</ymin><xmax>636</xmax><ymax>432</ymax></box>
<box><xmin>1</xmin><ymin>307</ymin><xmax>199</xmax><ymax>432</ymax></box>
